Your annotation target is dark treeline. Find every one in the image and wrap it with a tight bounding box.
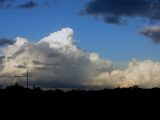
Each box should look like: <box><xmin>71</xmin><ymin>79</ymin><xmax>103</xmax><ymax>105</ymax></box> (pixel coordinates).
<box><xmin>1</xmin><ymin>84</ymin><xmax>160</xmax><ymax>98</ymax></box>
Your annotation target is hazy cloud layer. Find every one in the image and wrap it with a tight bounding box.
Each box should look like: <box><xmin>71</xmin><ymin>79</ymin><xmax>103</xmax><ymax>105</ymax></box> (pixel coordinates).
<box><xmin>81</xmin><ymin>0</ymin><xmax>160</xmax><ymax>24</ymax></box>
<box><xmin>140</xmin><ymin>26</ymin><xmax>160</xmax><ymax>44</ymax></box>
<box><xmin>0</xmin><ymin>28</ymin><xmax>160</xmax><ymax>89</ymax></box>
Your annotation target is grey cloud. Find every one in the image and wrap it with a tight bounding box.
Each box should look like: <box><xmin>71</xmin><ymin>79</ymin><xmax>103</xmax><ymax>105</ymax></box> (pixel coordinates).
<box><xmin>32</xmin><ymin>60</ymin><xmax>43</xmax><ymax>65</ymax></box>
<box><xmin>14</xmin><ymin>49</ymin><xmax>25</xmax><ymax>55</ymax></box>
<box><xmin>140</xmin><ymin>26</ymin><xmax>160</xmax><ymax>44</ymax></box>
<box><xmin>14</xmin><ymin>65</ymin><xmax>26</xmax><ymax>68</ymax></box>
<box><xmin>0</xmin><ymin>56</ymin><xmax>4</xmax><ymax>72</ymax></box>
<box><xmin>81</xmin><ymin>0</ymin><xmax>160</xmax><ymax>24</ymax></box>
<box><xmin>18</xmin><ymin>1</ymin><xmax>38</xmax><ymax>9</ymax></box>
<box><xmin>0</xmin><ymin>38</ymin><xmax>15</xmax><ymax>46</ymax></box>
<box><xmin>32</xmin><ymin>60</ymin><xmax>61</xmax><ymax>67</ymax></box>
<box><xmin>0</xmin><ymin>56</ymin><xmax>4</xmax><ymax>63</ymax></box>
<box><xmin>48</xmin><ymin>52</ymin><xmax>60</xmax><ymax>58</ymax></box>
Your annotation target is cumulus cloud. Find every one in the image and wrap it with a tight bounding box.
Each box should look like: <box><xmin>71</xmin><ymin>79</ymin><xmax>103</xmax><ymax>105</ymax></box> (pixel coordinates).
<box><xmin>81</xmin><ymin>0</ymin><xmax>160</xmax><ymax>24</ymax></box>
<box><xmin>140</xmin><ymin>26</ymin><xmax>160</xmax><ymax>44</ymax></box>
<box><xmin>116</xmin><ymin>60</ymin><xmax>160</xmax><ymax>88</ymax></box>
<box><xmin>0</xmin><ymin>28</ymin><xmax>160</xmax><ymax>89</ymax></box>
<box><xmin>89</xmin><ymin>59</ymin><xmax>160</xmax><ymax>88</ymax></box>
<box><xmin>0</xmin><ymin>38</ymin><xmax>15</xmax><ymax>46</ymax></box>
<box><xmin>0</xmin><ymin>28</ymin><xmax>112</xmax><ymax>88</ymax></box>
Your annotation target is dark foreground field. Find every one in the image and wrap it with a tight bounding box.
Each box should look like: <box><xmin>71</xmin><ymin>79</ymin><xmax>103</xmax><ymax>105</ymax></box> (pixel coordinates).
<box><xmin>1</xmin><ymin>84</ymin><xmax>160</xmax><ymax>113</ymax></box>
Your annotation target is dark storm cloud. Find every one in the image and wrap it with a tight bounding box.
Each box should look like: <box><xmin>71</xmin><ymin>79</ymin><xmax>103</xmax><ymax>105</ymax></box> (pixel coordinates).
<box><xmin>140</xmin><ymin>26</ymin><xmax>160</xmax><ymax>44</ymax></box>
<box><xmin>0</xmin><ymin>38</ymin><xmax>15</xmax><ymax>46</ymax></box>
<box><xmin>81</xmin><ymin>0</ymin><xmax>160</xmax><ymax>24</ymax></box>
<box><xmin>18</xmin><ymin>1</ymin><xmax>38</xmax><ymax>9</ymax></box>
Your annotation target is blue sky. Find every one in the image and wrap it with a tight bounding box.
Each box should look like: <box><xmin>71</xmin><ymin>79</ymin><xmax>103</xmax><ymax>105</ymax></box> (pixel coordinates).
<box><xmin>0</xmin><ymin>0</ymin><xmax>160</xmax><ymax>61</ymax></box>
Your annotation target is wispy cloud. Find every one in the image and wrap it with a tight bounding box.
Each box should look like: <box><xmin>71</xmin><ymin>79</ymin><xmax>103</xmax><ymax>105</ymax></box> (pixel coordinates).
<box><xmin>0</xmin><ymin>0</ymin><xmax>55</xmax><ymax>9</ymax></box>
<box><xmin>18</xmin><ymin>1</ymin><xmax>38</xmax><ymax>9</ymax></box>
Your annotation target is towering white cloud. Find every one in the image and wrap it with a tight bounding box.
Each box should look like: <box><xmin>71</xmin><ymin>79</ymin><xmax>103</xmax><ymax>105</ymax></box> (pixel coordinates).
<box><xmin>40</xmin><ymin>28</ymin><xmax>74</xmax><ymax>47</ymax></box>
<box><xmin>0</xmin><ymin>28</ymin><xmax>112</xmax><ymax>88</ymax></box>
<box><xmin>0</xmin><ymin>28</ymin><xmax>160</xmax><ymax>89</ymax></box>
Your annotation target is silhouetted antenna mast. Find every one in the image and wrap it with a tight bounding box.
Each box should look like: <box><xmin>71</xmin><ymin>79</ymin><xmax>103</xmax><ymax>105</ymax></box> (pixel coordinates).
<box><xmin>14</xmin><ymin>69</ymin><xmax>29</xmax><ymax>88</ymax></box>
<box><xmin>27</xmin><ymin>69</ymin><xmax>28</xmax><ymax>88</ymax></box>
<box><xmin>9</xmin><ymin>55</ymin><xmax>31</xmax><ymax>88</ymax></box>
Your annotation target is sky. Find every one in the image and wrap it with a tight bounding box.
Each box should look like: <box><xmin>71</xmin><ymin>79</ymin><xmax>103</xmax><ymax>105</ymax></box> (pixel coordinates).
<box><xmin>0</xmin><ymin>0</ymin><xmax>160</xmax><ymax>89</ymax></box>
<box><xmin>0</xmin><ymin>0</ymin><xmax>159</xmax><ymax>61</ymax></box>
